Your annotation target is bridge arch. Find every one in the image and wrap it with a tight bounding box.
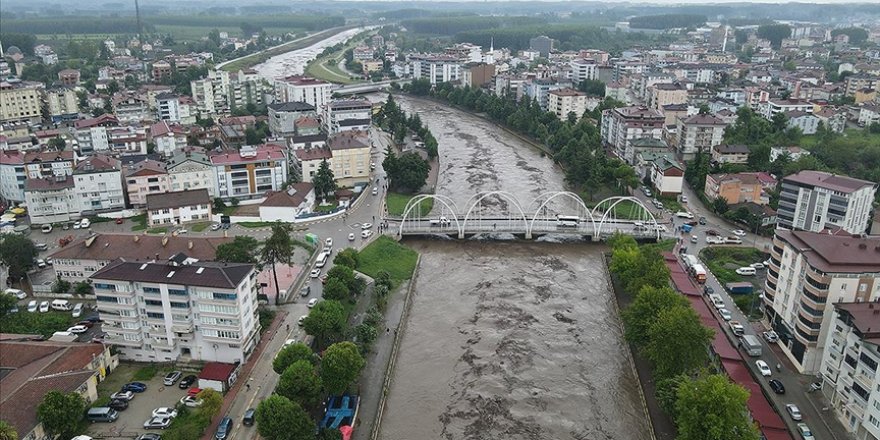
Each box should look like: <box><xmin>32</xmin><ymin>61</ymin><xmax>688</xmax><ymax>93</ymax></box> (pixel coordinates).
<box><xmin>528</xmin><ymin>191</ymin><xmax>598</xmax><ymax>237</ymax></box>
<box><xmin>592</xmin><ymin>196</ymin><xmax>660</xmax><ymax>240</ymax></box>
<box><xmin>398</xmin><ymin>194</ymin><xmax>462</xmax><ymax>236</ymax></box>
<box><xmin>461</xmin><ymin>191</ymin><xmax>530</xmax><ymax>238</ymax></box>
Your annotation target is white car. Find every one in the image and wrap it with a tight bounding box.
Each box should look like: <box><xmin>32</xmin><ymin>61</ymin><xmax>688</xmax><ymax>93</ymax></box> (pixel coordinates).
<box><xmin>67</xmin><ymin>325</ymin><xmax>89</xmax><ymax>334</ymax></box>
<box><xmin>372</xmin><ymin>187</ymin><xmax>378</xmax><ymax>195</ymax></box>
<box><xmin>786</xmin><ymin>403</ymin><xmax>802</xmax><ymax>421</ymax></box>
<box><xmin>325</xmin><ymin>237</ymin><xmax>333</xmax><ymax>248</ymax></box>
<box><xmin>750</xmin><ymin>262</ymin><xmax>766</xmax><ymax>270</ymax></box>
<box><xmin>39</xmin><ymin>301</ymin><xmax>49</xmax><ymax>313</ymax></box>
<box><xmin>674</xmin><ymin>211</ymin><xmax>694</xmax><ymax>219</ymax></box>
<box><xmin>732</xmin><ymin>229</ymin><xmax>746</xmax><ymax>237</ymax></box>
<box><xmin>36</xmin><ymin>259</ymin><xmax>46</xmax><ymax>268</ymax></box>
<box><xmin>176</xmin><ymin>229</ymin><xmax>188</xmax><ymax>235</ymax></box>
<box><xmin>681</xmin><ymin>195</ymin><xmax>688</xmax><ymax>203</ymax></box>
<box><xmin>210</xmin><ymin>223</ymin><xmax>222</xmax><ymax>231</ymax></box>
<box><xmin>151</xmin><ymin>407</ymin><xmax>178</xmax><ymax>419</ymax></box>
<box><xmin>79</xmin><ymin>218</ymin><xmax>91</xmax><ymax>229</ymax></box>
<box><xmin>298</xmin><ymin>315</ymin><xmax>307</xmax><ymax>326</ymax></box>
<box><xmin>110</xmin><ymin>390</ymin><xmax>134</xmax><ymax>401</ymax></box>
<box><xmin>310</xmin><ymin>268</ymin><xmax>321</xmax><ymax>278</ymax></box>
<box><xmin>736</xmin><ymin>267</ymin><xmax>756</xmax><ymax>276</ymax></box>
<box><xmin>348</xmin><ymin>233</ymin><xmax>356</xmax><ymax>241</ymax></box>
<box><xmin>361</xmin><ymin>230</ymin><xmax>373</xmax><ymax>239</ymax></box>
<box><xmin>73</xmin><ymin>222</ymin><xmax>81</xmax><ymax>229</ymax></box>
<box><xmin>5</xmin><ymin>288</ymin><xmax>26</xmax><ymax>300</ymax></box>
<box><xmin>143</xmin><ymin>417</ymin><xmax>172</xmax><ymax>429</ymax></box>
<box><xmin>756</xmin><ymin>360</ymin><xmax>772</xmax><ymax>377</ymax></box>
<box><xmin>41</xmin><ymin>224</ymin><xmax>52</xmax><ymax>233</ymax></box>
<box><xmin>27</xmin><ymin>300</ymin><xmax>38</xmax><ymax>312</ymax></box>
<box><xmin>718</xmin><ymin>308</ymin><xmax>732</xmax><ymax>321</ymax></box>
<box><xmin>179</xmin><ymin>395</ymin><xmax>203</xmax><ymax>407</ymax></box>
<box><xmin>361</xmin><ymin>223</ymin><xmax>373</xmax><ymax>230</ymax></box>
<box><xmin>307</xmin><ymin>298</ymin><xmax>319</xmax><ymax>308</ymax></box>
<box><xmin>709</xmin><ymin>294</ymin><xmax>725</xmax><ymax>309</ymax></box>
<box><xmin>283</xmin><ymin>338</ymin><xmax>297</xmax><ymax>347</ymax></box>
<box><xmin>72</xmin><ymin>302</ymin><xmax>84</xmax><ymax>318</ymax></box>
<box><xmin>796</xmin><ymin>423</ymin><xmax>815</xmax><ymax>440</ymax></box>
<box><xmin>763</xmin><ymin>331</ymin><xmax>779</xmax><ymax>343</ymax></box>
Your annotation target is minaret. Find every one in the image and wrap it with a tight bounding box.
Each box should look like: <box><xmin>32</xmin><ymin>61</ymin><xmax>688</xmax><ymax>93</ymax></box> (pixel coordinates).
<box><xmin>721</xmin><ymin>26</ymin><xmax>729</xmax><ymax>53</ymax></box>
<box><xmin>486</xmin><ymin>36</ymin><xmax>495</xmax><ymax>65</ymax></box>
<box><xmin>135</xmin><ymin>0</ymin><xmax>142</xmax><ymax>43</ymax></box>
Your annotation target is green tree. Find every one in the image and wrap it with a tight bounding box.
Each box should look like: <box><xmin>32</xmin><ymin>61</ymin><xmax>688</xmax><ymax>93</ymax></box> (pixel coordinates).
<box><xmin>577</xmin><ymin>79</ymin><xmax>606</xmax><ymax>96</ymax></box>
<box><xmin>0</xmin><ymin>420</ymin><xmax>17</xmax><ymax>440</ymax></box>
<box><xmin>196</xmin><ymin>388</ymin><xmax>223</xmax><ymax>418</ymax></box>
<box><xmin>320</xmin><ymin>341</ymin><xmax>365</xmax><ymax>395</ymax></box>
<box><xmin>655</xmin><ymin>374</ymin><xmax>689</xmax><ymax>419</ymax></box>
<box><xmin>51</xmin><ymin>277</ymin><xmax>71</xmax><ymax>294</ymax></box>
<box><xmin>317</xmin><ymin>429</ymin><xmax>343</xmax><ymax>440</ymax></box>
<box><xmin>711</xmin><ymin>197</ymin><xmax>729</xmax><ymax>214</ymax></box>
<box><xmin>276</xmin><ymin>360</ymin><xmax>323</xmax><ymax>408</ymax></box>
<box><xmin>261</xmin><ymin>223</ymin><xmax>294</xmax><ymax>305</ymax></box>
<box><xmin>216</xmin><ymin>236</ymin><xmax>260</xmax><ymax>263</ymax></box>
<box><xmin>0</xmin><ymin>234</ymin><xmax>37</xmax><ymax>281</ymax></box>
<box><xmin>326</xmin><ymin>265</ymin><xmax>356</xmax><ymax>291</ymax></box>
<box><xmin>273</xmin><ymin>342</ymin><xmax>317</xmax><ymax>374</ymax></box>
<box><xmin>354</xmin><ymin>322</ymin><xmax>378</xmax><ymax>347</ymax></box>
<box><xmin>303</xmin><ymin>300</ymin><xmax>347</xmax><ymax>347</ymax></box>
<box><xmin>645</xmin><ymin>306</ymin><xmax>714</xmax><ymax>379</ymax></box>
<box><xmin>255</xmin><ymin>395</ymin><xmax>315</xmax><ymax>440</ymax></box>
<box><xmin>675</xmin><ymin>374</ymin><xmax>760</xmax><ymax>440</ymax></box>
<box><xmin>0</xmin><ymin>294</ymin><xmax>17</xmax><ymax>318</ymax></box>
<box><xmin>622</xmin><ymin>285</ymin><xmax>688</xmax><ymax>349</ymax></box>
<box><xmin>374</xmin><ymin>270</ymin><xmax>393</xmax><ymax>290</ymax></box>
<box><xmin>388</xmin><ymin>152</ymin><xmax>429</xmax><ymax>193</ymax></box>
<box><xmin>322</xmin><ymin>278</ymin><xmax>350</xmax><ymax>302</ymax></box>
<box><xmin>74</xmin><ymin>281</ymin><xmax>92</xmax><ymax>296</ymax></box>
<box><xmin>47</xmin><ymin>137</ymin><xmax>66</xmax><ymax>150</ymax></box>
<box><xmin>333</xmin><ymin>248</ymin><xmax>359</xmax><ymax>269</ymax></box>
<box><xmin>37</xmin><ymin>390</ymin><xmax>86</xmax><ymax>439</ymax></box>
<box><xmin>757</xmin><ymin>24</ymin><xmax>791</xmax><ymax>49</ymax></box>
<box><xmin>312</xmin><ymin>159</ymin><xmax>337</xmax><ymax>202</ymax></box>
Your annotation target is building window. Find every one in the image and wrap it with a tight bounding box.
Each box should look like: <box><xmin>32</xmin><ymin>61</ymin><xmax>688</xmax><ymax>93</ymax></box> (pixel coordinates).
<box><xmin>143</xmin><ymin>287</ymin><xmax>160</xmax><ymax>293</ymax></box>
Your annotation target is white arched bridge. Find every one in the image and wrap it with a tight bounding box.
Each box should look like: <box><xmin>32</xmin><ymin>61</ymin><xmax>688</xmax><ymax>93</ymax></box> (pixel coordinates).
<box><xmin>393</xmin><ymin>191</ymin><xmax>668</xmax><ymax>241</ymax></box>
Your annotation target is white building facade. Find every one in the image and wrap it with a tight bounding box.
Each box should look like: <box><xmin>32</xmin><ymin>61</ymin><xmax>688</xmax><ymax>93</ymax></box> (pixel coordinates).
<box><xmin>778</xmin><ymin>170</ymin><xmax>878</xmax><ymax>234</ymax></box>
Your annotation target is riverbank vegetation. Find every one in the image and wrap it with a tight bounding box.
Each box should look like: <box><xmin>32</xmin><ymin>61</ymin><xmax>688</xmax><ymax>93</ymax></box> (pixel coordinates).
<box><xmin>608</xmin><ymin>235</ymin><xmax>760</xmax><ymax>440</ymax></box>
<box><xmin>374</xmin><ymin>95</ymin><xmax>436</xmax><ymax>194</ymax></box>
<box><xmin>386</xmin><ymin>192</ymin><xmax>434</xmax><ymax>217</ymax></box>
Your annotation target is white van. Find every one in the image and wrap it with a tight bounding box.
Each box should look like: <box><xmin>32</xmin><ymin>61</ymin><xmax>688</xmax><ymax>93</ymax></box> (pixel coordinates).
<box><xmin>315</xmin><ymin>252</ymin><xmax>328</xmax><ymax>268</ymax></box>
<box><xmin>736</xmin><ymin>267</ymin><xmax>757</xmax><ymax>276</ymax></box>
<box><xmin>50</xmin><ymin>299</ymin><xmax>72</xmax><ymax>311</ymax></box>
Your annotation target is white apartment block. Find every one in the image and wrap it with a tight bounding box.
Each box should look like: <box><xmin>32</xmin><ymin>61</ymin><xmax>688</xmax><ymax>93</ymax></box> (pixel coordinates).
<box><xmin>326</xmin><ymin>99</ymin><xmax>372</xmax><ymax>133</ymax></box>
<box><xmin>548</xmin><ymin>88</ymin><xmax>588</xmax><ymax>121</ymax></box>
<box><xmin>763</xmin><ymin>230</ymin><xmax>880</xmax><ymax>374</ymax></box>
<box><xmin>0</xmin><ymin>80</ymin><xmax>43</xmax><ymax>123</ymax></box>
<box><xmin>411</xmin><ymin>55</ymin><xmax>461</xmax><ymax>85</ymax></box>
<box><xmin>167</xmin><ymin>150</ymin><xmax>216</xmax><ymax>194</ymax></box>
<box><xmin>676</xmin><ymin>114</ymin><xmax>727</xmax><ymax>160</ymax></box>
<box><xmin>600</xmin><ymin>106</ymin><xmax>665</xmax><ymax>164</ymax></box>
<box><xmin>0</xmin><ymin>150</ymin><xmax>26</xmax><ymax>203</ymax></box>
<box><xmin>73</xmin><ymin>155</ymin><xmax>125</xmax><ymax>214</ymax></box>
<box><xmin>156</xmin><ymin>93</ymin><xmax>195</xmax><ymax>125</ymax></box>
<box><xmin>190</xmin><ymin>69</ymin><xmax>231</xmax><ymax>115</ymax></box>
<box><xmin>146</xmin><ymin>189</ymin><xmax>212</xmax><ymax>226</ymax></box>
<box><xmin>778</xmin><ymin>170</ymin><xmax>878</xmax><ymax>234</ymax></box>
<box><xmin>759</xmin><ymin>98</ymin><xmax>814</xmax><ymax>120</ymax></box>
<box><xmin>91</xmin><ymin>259</ymin><xmax>261</xmax><ymax>364</ymax></box>
<box><xmin>273</xmin><ymin>76</ymin><xmax>332</xmax><ymax>110</ymax></box>
<box><xmin>23</xmin><ymin>150</ymin><xmax>75</xmax><ymax>179</ymax></box>
<box><xmin>74</xmin><ymin>114</ymin><xmax>119</xmax><ymax>155</ymax></box>
<box><xmin>820</xmin><ymin>302</ymin><xmax>880</xmax><ymax>440</ymax></box>
<box><xmin>44</xmin><ymin>87</ymin><xmax>79</xmax><ymax>123</ymax></box>
<box><xmin>210</xmin><ymin>144</ymin><xmax>288</xmax><ymax>199</ymax></box>
<box><xmin>24</xmin><ymin>175</ymin><xmax>80</xmax><ymax>225</ymax></box>
<box><xmin>569</xmin><ymin>58</ymin><xmax>597</xmax><ymax>84</ymax></box>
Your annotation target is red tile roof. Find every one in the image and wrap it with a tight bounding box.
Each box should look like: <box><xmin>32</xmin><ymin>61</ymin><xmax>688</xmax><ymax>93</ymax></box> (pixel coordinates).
<box><xmin>199</xmin><ymin>362</ymin><xmax>237</xmax><ymax>381</ymax></box>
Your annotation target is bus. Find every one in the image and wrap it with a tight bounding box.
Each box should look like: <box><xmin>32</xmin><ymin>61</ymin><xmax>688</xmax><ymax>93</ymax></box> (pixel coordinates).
<box><xmin>556</xmin><ymin>215</ymin><xmax>580</xmax><ymax>227</ymax></box>
<box><xmin>315</xmin><ymin>252</ymin><xmax>328</xmax><ymax>268</ymax></box>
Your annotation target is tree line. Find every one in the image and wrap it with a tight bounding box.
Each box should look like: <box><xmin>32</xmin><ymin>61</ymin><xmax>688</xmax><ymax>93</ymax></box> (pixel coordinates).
<box><xmin>0</xmin><ymin>17</ymin><xmax>154</xmax><ymax>35</ymax></box>
<box><xmin>402</xmin><ymin>80</ymin><xmax>638</xmax><ymax>201</ymax></box>
<box><xmin>609</xmin><ymin>235</ymin><xmax>760</xmax><ymax>440</ymax></box>
<box><xmin>373</xmin><ymin>95</ymin><xmax>434</xmax><ymax>194</ymax></box>
<box><xmin>628</xmin><ymin>14</ymin><xmax>707</xmax><ymax>30</ymax></box>
<box><xmin>401</xmin><ymin>15</ymin><xmax>547</xmax><ymax>36</ymax></box>
<box><xmin>455</xmin><ymin>24</ymin><xmax>665</xmax><ymax>54</ymax></box>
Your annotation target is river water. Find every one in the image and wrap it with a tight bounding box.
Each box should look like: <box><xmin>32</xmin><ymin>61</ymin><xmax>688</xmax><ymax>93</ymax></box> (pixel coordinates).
<box><xmin>252</xmin><ymin>27</ymin><xmax>366</xmax><ymax>80</ymax></box>
<box><xmin>378</xmin><ymin>96</ymin><xmax>652</xmax><ymax>440</ymax></box>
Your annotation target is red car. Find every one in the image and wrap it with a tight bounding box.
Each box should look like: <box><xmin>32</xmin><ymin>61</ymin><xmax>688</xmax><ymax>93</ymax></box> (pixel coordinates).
<box><xmin>115</xmin><ymin>218</ymin><xmax>124</xmax><ymax>224</ymax></box>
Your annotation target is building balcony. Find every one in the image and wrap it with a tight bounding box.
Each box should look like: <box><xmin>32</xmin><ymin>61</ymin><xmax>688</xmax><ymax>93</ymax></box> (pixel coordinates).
<box><xmin>800</xmin><ymin>294</ymin><xmax>827</xmax><ymax>312</ymax></box>
<box><xmin>104</xmin><ymin>335</ymin><xmax>142</xmax><ymax>347</ymax></box>
<box><xmin>171</xmin><ymin>322</ymin><xmax>193</xmax><ymax>333</ymax></box>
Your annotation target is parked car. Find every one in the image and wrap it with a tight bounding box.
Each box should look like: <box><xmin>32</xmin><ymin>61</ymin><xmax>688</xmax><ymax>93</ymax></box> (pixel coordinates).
<box><xmin>179</xmin><ymin>395</ymin><xmax>204</xmax><ymax>407</ymax></box>
<box><xmin>750</xmin><ymin>262</ymin><xmax>766</xmax><ymax>270</ymax></box>
<box><xmin>298</xmin><ymin>315</ymin><xmax>307</xmax><ymax>326</ymax></box>
<box><xmin>34</xmin><ymin>242</ymin><xmax>48</xmax><ymax>251</ymax></box>
<box><xmin>675</xmin><ymin>211</ymin><xmax>694</xmax><ymax>219</ymax></box>
<box><xmin>108</xmin><ymin>399</ymin><xmax>129</xmax><ymax>411</ymax></box>
<box><xmin>243</xmin><ymin>408</ymin><xmax>256</xmax><ymax>426</ymax></box>
<box><xmin>75</xmin><ymin>320</ymin><xmax>95</xmax><ymax>328</ymax></box>
<box><xmin>786</xmin><ymin>404</ymin><xmax>802</xmax><ymax>421</ymax></box>
<box><xmin>41</xmin><ymin>224</ymin><xmax>52</xmax><ymax>233</ymax></box>
<box><xmin>82</xmin><ymin>316</ymin><xmax>102</xmax><ymax>323</ymax></box>
<box><xmin>115</xmin><ymin>218</ymin><xmax>124</xmax><ymax>224</ymax></box>
<box><xmin>164</xmin><ymin>371</ymin><xmax>182</xmax><ymax>386</ymax></box>
<box><xmin>211</xmin><ymin>223</ymin><xmax>222</xmax><ymax>231</ymax></box>
<box><xmin>796</xmin><ymin>423</ymin><xmax>815</xmax><ymax>440</ymax></box>
<box><xmin>215</xmin><ymin>416</ymin><xmax>233</xmax><ymax>440</ymax></box>
<box><xmin>80</xmin><ymin>218</ymin><xmax>91</xmax><ymax>229</ymax></box>
<box><xmin>718</xmin><ymin>308</ymin><xmax>732</xmax><ymax>321</ymax></box>
<box><xmin>5</xmin><ymin>288</ymin><xmax>26</xmax><ymax>300</ymax></box>
<box><xmin>300</xmin><ymin>285</ymin><xmax>310</xmax><ymax>297</ymax></box>
<box><xmin>110</xmin><ymin>391</ymin><xmax>134</xmax><ymax>401</ymax></box>
<box><xmin>361</xmin><ymin>223</ymin><xmax>373</xmax><ymax>230</ymax></box>
<box><xmin>121</xmin><ymin>382</ymin><xmax>147</xmax><ymax>393</ymax></box>
<box><xmin>681</xmin><ymin>195</ymin><xmax>688</xmax><ymax>203</ymax></box>
<box><xmin>283</xmin><ymin>339</ymin><xmax>297</xmax><ymax>347</ymax></box>
<box><xmin>27</xmin><ymin>300</ymin><xmax>38</xmax><ymax>312</ymax></box>
<box><xmin>67</xmin><ymin>325</ymin><xmax>89</xmax><ymax>334</ymax></box>
<box><xmin>39</xmin><ymin>301</ymin><xmax>49</xmax><ymax>313</ymax></box>
<box><xmin>325</xmin><ymin>237</ymin><xmax>333</xmax><ymax>248</ymax></box>
<box><xmin>137</xmin><ymin>434</ymin><xmax>162</xmax><ymax>440</ymax></box>
<box><xmin>187</xmin><ymin>387</ymin><xmax>203</xmax><ymax>397</ymax></box>
<box><xmin>756</xmin><ymin>360</ymin><xmax>772</xmax><ymax>377</ymax></box>
<box><xmin>736</xmin><ymin>267</ymin><xmax>757</xmax><ymax>276</ymax></box>
<box><xmin>308</xmin><ymin>298</ymin><xmax>319</xmax><ymax>308</ymax></box>
<box><xmin>151</xmin><ymin>407</ymin><xmax>178</xmax><ymax>419</ymax></box>
<box><xmin>732</xmin><ymin>229</ymin><xmax>746</xmax><ymax>237</ymax></box>
<box><xmin>728</xmin><ymin>320</ymin><xmax>745</xmax><ymax>336</ymax></box>
<box><xmin>763</xmin><ymin>331</ymin><xmax>779</xmax><ymax>343</ymax></box>
<box><xmin>178</xmin><ymin>375</ymin><xmax>197</xmax><ymax>389</ymax></box>
<box><xmin>361</xmin><ymin>230</ymin><xmax>373</xmax><ymax>239</ymax></box>
<box><xmin>143</xmin><ymin>417</ymin><xmax>172</xmax><ymax>429</ymax></box>
<box><xmin>36</xmin><ymin>259</ymin><xmax>46</xmax><ymax>268</ymax></box>
<box><xmin>348</xmin><ymin>233</ymin><xmax>355</xmax><ymax>241</ymax></box>
<box><xmin>769</xmin><ymin>379</ymin><xmax>785</xmax><ymax>394</ymax></box>
<box><xmin>698</xmin><ymin>216</ymin><xmax>706</xmax><ymax>225</ymax></box>
<box><xmin>72</xmin><ymin>302</ymin><xmax>84</xmax><ymax>318</ymax></box>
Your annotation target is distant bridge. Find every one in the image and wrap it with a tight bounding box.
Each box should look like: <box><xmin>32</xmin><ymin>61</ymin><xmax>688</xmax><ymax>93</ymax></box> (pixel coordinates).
<box><xmin>393</xmin><ymin>192</ymin><xmax>667</xmax><ymax>241</ymax></box>
<box><xmin>333</xmin><ymin>80</ymin><xmax>410</xmax><ymax>95</ymax></box>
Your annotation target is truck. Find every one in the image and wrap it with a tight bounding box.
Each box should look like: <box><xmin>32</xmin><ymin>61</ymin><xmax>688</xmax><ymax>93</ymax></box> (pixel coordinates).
<box><xmin>682</xmin><ymin>254</ymin><xmax>699</xmax><ymax>270</ymax></box>
<box><xmin>725</xmin><ymin>282</ymin><xmax>754</xmax><ymax>295</ymax></box>
<box><xmin>740</xmin><ymin>334</ymin><xmax>763</xmax><ymax>357</ymax></box>
<box><xmin>691</xmin><ymin>264</ymin><xmax>707</xmax><ymax>284</ymax></box>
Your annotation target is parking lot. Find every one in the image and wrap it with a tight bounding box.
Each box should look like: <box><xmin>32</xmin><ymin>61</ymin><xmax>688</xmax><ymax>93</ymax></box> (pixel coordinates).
<box><xmin>88</xmin><ymin>365</ymin><xmax>194</xmax><ymax>439</ymax></box>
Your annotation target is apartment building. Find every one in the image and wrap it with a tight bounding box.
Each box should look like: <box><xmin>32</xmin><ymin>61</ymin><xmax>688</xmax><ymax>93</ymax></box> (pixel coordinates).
<box><xmin>150</xmin><ymin>121</ymin><xmax>188</xmax><ymax>157</ymax></box>
<box><xmin>210</xmin><ymin>144</ymin><xmax>288</xmax><ymax>199</ymax></box>
<box><xmin>704</xmin><ymin>172</ymin><xmax>775</xmax><ymax>205</ymax></box>
<box><xmin>326</xmin><ymin>99</ymin><xmax>372</xmax><ymax>133</ymax></box>
<box><xmin>820</xmin><ymin>302</ymin><xmax>880</xmax><ymax>439</ymax></box>
<box><xmin>167</xmin><ymin>149</ymin><xmax>215</xmax><ymax>194</ymax></box>
<box><xmin>74</xmin><ymin>114</ymin><xmax>119</xmax><ymax>155</ymax></box>
<box><xmin>758</xmin><ymin>98</ymin><xmax>814</xmax><ymax>120</ymax></box>
<box><xmin>785</xmin><ymin>110</ymin><xmax>820</xmax><ymax>135</ymax></box>
<box><xmin>273</xmin><ymin>76</ymin><xmax>332</xmax><ymax>110</ymax></box>
<box><xmin>548</xmin><ymin>88</ymin><xmax>588</xmax><ymax>121</ymax></box>
<box><xmin>44</xmin><ymin>87</ymin><xmax>79</xmax><ymax>123</ymax></box>
<box><xmin>675</xmin><ymin>114</ymin><xmax>727</xmax><ymax>160</ymax></box>
<box><xmin>23</xmin><ymin>150</ymin><xmax>75</xmax><ymax>179</ymax></box>
<box><xmin>156</xmin><ymin>93</ymin><xmax>195</xmax><ymax>125</ymax></box>
<box><xmin>778</xmin><ymin>170</ymin><xmax>878</xmax><ymax>234</ymax></box>
<box><xmin>711</xmin><ymin>144</ymin><xmax>750</xmax><ymax>165</ymax></box>
<box><xmin>189</xmin><ymin>69</ymin><xmax>268</xmax><ymax>116</ymax></box>
<box><xmin>50</xmin><ymin>233</ymin><xmax>231</xmax><ymax>282</ymax></box>
<box><xmin>569</xmin><ymin>58</ymin><xmax>597</xmax><ymax>83</ymax></box>
<box><xmin>124</xmin><ymin>159</ymin><xmax>171</xmax><ymax>207</ymax></box>
<box><xmin>460</xmin><ymin>63</ymin><xmax>495</xmax><ymax>89</ymax></box>
<box><xmin>267</xmin><ymin>101</ymin><xmax>317</xmax><ymax>137</ymax></box>
<box><xmin>91</xmin><ymin>259</ymin><xmax>261</xmax><ymax>363</ymax></box>
<box><xmin>844</xmin><ymin>75</ymin><xmax>879</xmax><ymax>97</ymax></box>
<box><xmin>112</xmin><ymin>92</ymin><xmax>150</xmax><ymax>123</ymax></box>
<box><xmin>601</xmin><ymin>106</ymin><xmax>664</xmax><ymax>164</ymax></box>
<box><xmin>294</xmin><ymin>147</ymin><xmax>333</xmax><ymax>184</ymax></box>
<box><xmin>146</xmin><ymin>189</ymin><xmax>212</xmax><ymax>226</ymax></box>
<box><xmin>411</xmin><ymin>55</ymin><xmax>461</xmax><ymax>85</ymax></box>
<box><xmin>0</xmin><ymin>80</ymin><xmax>42</xmax><ymax>123</ymax></box>
<box><xmin>0</xmin><ymin>150</ymin><xmax>26</xmax><ymax>203</ymax></box>
<box><xmin>24</xmin><ymin>175</ymin><xmax>79</xmax><ymax>224</ymax></box>
<box><xmin>764</xmin><ymin>230</ymin><xmax>880</xmax><ymax>373</ymax></box>
<box><xmin>649</xmin><ymin>83</ymin><xmax>688</xmax><ymax>110</ymax></box>
<box><xmin>73</xmin><ymin>155</ymin><xmax>125</xmax><ymax>215</ymax></box>
<box><xmin>327</xmin><ymin>131</ymin><xmax>371</xmax><ymax>187</ymax></box>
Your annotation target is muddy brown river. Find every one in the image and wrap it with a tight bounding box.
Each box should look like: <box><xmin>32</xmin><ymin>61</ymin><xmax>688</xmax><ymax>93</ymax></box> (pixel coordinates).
<box><xmin>377</xmin><ymin>96</ymin><xmax>651</xmax><ymax>440</ymax></box>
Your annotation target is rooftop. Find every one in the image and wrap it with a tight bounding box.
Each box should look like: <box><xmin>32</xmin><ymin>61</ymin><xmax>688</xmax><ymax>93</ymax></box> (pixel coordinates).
<box><xmin>146</xmin><ymin>188</ymin><xmax>210</xmax><ymax>211</ymax></box>
<box><xmin>295</xmin><ymin>147</ymin><xmax>332</xmax><ymax>162</ymax></box>
<box><xmin>49</xmin><ymin>233</ymin><xmax>231</xmax><ymax>262</ymax></box>
<box><xmin>713</xmin><ymin>144</ymin><xmax>750</xmax><ymax>154</ymax></box>
<box><xmin>210</xmin><ymin>144</ymin><xmax>286</xmax><ymax>165</ymax></box>
<box><xmin>328</xmin><ymin>131</ymin><xmax>370</xmax><ymax>151</ymax></box>
<box><xmin>784</xmin><ymin>170</ymin><xmax>876</xmax><ymax>193</ymax></box>
<box><xmin>92</xmin><ymin>259</ymin><xmax>254</xmax><ymax>289</ymax></box>
<box><xmin>262</xmin><ymin>183</ymin><xmax>314</xmax><ymax>207</ymax></box>
<box><xmin>268</xmin><ymin>101</ymin><xmax>316</xmax><ymax>112</ymax></box>
<box><xmin>776</xmin><ymin>229</ymin><xmax>880</xmax><ymax>274</ymax></box>
<box><xmin>835</xmin><ymin>302</ymin><xmax>880</xmax><ymax>344</ymax></box>
<box><xmin>24</xmin><ymin>175</ymin><xmax>74</xmax><ymax>191</ymax></box>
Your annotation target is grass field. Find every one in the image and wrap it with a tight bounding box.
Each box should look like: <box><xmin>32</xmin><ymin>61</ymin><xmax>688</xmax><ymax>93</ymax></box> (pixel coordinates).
<box><xmin>306</xmin><ymin>58</ymin><xmax>357</xmax><ymax>84</ymax></box>
<box><xmin>153</xmin><ymin>25</ymin><xmax>299</xmax><ymax>42</ymax></box>
<box><xmin>0</xmin><ymin>310</ymin><xmax>76</xmax><ymax>338</ymax></box>
<box><xmin>699</xmin><ymin>246</ymin><xmax>768</xmax><ymax>319</ymax></box>
<box><xmin>386</xmin><ymin>192</ymin><xmax>434</xmax><ymax>217</ymax></box>
<box><xmin>357</xmin><ymin>236</ymin><xmax>418</xmax><ymax>283</ymax></box>
<box><xmin>191</xmin><ymin>222</ymin><xmax>212</xmax><ymax>232</ymax></box>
